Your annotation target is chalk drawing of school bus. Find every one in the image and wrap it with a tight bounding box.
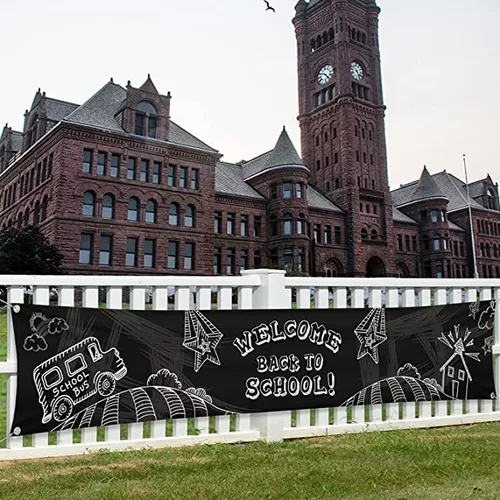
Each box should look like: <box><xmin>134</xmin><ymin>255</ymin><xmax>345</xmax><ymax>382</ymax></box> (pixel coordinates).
<box><xmin>33</xmin><ymin>337</ymin><xmax>127</xmax><ymax>424</ymax></box>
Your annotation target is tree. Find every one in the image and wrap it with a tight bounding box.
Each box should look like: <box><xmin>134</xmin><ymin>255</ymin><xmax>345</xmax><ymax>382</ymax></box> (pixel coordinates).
<box><xmin>0</xmin><ymin>225</ymin><xmax>64</xmax><ymax>275</ymax></box>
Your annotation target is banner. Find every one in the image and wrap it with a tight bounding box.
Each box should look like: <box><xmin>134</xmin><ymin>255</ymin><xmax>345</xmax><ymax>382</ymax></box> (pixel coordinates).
<box><xmin>10</xmin><ymin>300</ymin><xmax>496</xmax><ymax>436</ymax></box>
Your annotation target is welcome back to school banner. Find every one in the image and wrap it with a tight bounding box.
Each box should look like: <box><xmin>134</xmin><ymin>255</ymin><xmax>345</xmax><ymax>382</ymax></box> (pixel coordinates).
<box><xmin>10</xmin><ymin>300</ymin><xmax>496</xmax><ymax>436</ymax></box>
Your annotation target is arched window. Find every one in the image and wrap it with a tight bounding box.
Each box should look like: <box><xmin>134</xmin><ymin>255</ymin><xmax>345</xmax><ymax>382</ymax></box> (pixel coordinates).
<box><xmin>24</xmin><ymin>209</ymin><xmax>29</xmax><ymax>226</ymax></box>
<box><xmin>371</xmin><ymin>229</ymin><xmax>378</xmax><ymax>240</ymax></box>
<box><xmin>33</xmin><ymin>201</ymin><xmax>40</xmax><ymax>225</ymax></box>
<box><xmin>487</xmin><ymin>189</ymin><xmax>496</xmax><ymax>209</ymax></box>
<box><xmin>361</xmin><ymin>228</ymin><xmax>368</xmax><ymax>240</ymax></box>
<box><xmin>311</xmin><ymin>39</ymin><xmax>316</xmax><ymax>52</ymax></box>
<box><xmin>82</xmin><ymin>191</ymin><xmax>95</xmax><ymax>217</ymax></box>
<box><xmin>316</xmin><ymin>35</ymin><xmax>322</xmax><ymax>47</ymax></box>
<box><xmin>102</xmin><ymin>194</ymin><xmax>115</xmax><ymax>219</ymax></box>
<box><xmin>16</xmin><ymin>212</ymin><xmax>22</xmax><ymax>228</ymax></box>
<box><xmin>270</xmin><ymin>215</ymin><xmax>278</xmax><ymax>236</ymax></box>
<box><xmin>41</xmin><ymin>196</ymin><xmax>48</xmax><ymax>221</ymax></box>
<box><xmin>127</xmin><ymin>197</ymin><xmax>139</xmax><ymax>222</ymax></box>
<box><xmin>169</xmin><ymin>203</ymin><xmax>179</xmax><ymax>226</ymax></box>
<box><xmin>322</xmin><ymin>31</ymin><xmax>328</xmax><ymax>44</ymax></box>
<box><xmin>135</xmin><ymin>101</ymin><xmax>158</xmax><ymax>138</ymax></box>
<box><xmin>283</xmin><ymin>213</ymin><xmax>293</xmax><ymax>235</ymax></box>
<box><xmin>184</xmin><ymin>204</ymin><xmax>195</xmax><ymax>227</ymax></box>
<box><xmin>145</xmin><ymin>199</ymin><xmax>157</xmax><ymax>224</ymax></box>
<box><xmin>297</xmin><ymin>214</ymin><xmax>305</xmax><ymax>234</ymax></box>
<box><xmin>328</xmin><ymin>28</ymin><xmax>334</xmax><ymax>41</ymax></box>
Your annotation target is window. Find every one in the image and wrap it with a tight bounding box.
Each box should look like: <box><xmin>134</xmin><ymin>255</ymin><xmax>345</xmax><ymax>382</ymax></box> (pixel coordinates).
<box><xmin>82</xmin><ymin>191</ymin><xmax>95</xmax><ymax>217</ymax></box>
<box><xmin>412</xmin><ymin>236</ymin><xmax>417</xmax><ymax>252</ymax></box>
<box><xmin>127</xmin><ymin>198</ymin><xmax>139</xmax><ymax>222</ymax></box>
<box><xmin>82</xmin><ymin>149</ymin><xmax>92</xmax><ymax>173</ymax></box>
<box><xmin>185</xmin><ymin>205</ymin><xmax>195</xmax><ymax>227</ymax></box>
<box><xmin>191</xmin><ymin>169</ymin><xmax>199</xmax><ymax>190</ymax></box>
<box><xmin>271</xmin><ymin>215</ymin><xmax>278</xmax><ymax>236</ymax></box>
<box><xmin>432</xmin><ymin>238</ymin><xmax>441</xmax><ymax>251</ymax></box>
<box><xmin>136</xmin><ymin>101</ymin><xmax>158</xmax><ymax>138</ymax></box>
<box><xmin>241</xmin><ymin>249</ymin><xmax>249</xmax><ymax>270</ymax></box>
<box><xmin>254</xmin><ymin>249</ymin><xmax>262</xmax><ymax>268</ymax></box>
<box><xmin>371</xmin><ymin>229</ymin><xmax>378</xmax><ymax>240</ymax></box>
<box><xmin>324</xmin><ymin>225</ymin><xmax>332</xmax><ymax>244</ymax></box>
<box><xmin>97</xmin><ymin>152</ymin><xmax>106</xmax><ymax>176</ymax></box>
<box><xmin>226</xmin><ymin>249</ymin><xmax>236</xmax><ymax>275</ymax></box>
<box><xmin>283</xmin><ymin>182</ymin><xmax>293</xmax><ymax>199</ymax></box>
<box><xmin>168</xmin><ymin>241</ymin><xmax>178</xmax><ymax>269</ymax></box>
<box><xmin>152</xmin><ymin>162</ymin><xmax>161</xmax><ymax>184</ymax></box>
<box><xmin>270</xmin><ymin>248</ymin><xmax>278</xmax><ymax>267</ymax></box>
<box><xmin>334</xmin><ymin>226</ymin><xmax>341</xmax><ymax>245</ymax></box>
<box><xmin>102</xmin><ymin>194</ymin><xmax>114</xmax><ymax>219</ymax></box>
<box><xmin>179</xmin><ymin>167</ymin><xmax>187</xmax><ymax>188</ymax></box>
<box><xmin>66</xmin><ymin>354</ymin><xmax>87</xmax><ymax>377</ymax></box>
<box><xmin>41</xmin><ymin>196</ymin><xmax>48</xmax><ymax>221</ymax></box>
<box><xmin>334</xmin><ymin>152</ymin><xmax>339</xmax><ymax>164</ymax></box>
<box><xmin>126</xmin><ymin>237</ymin><xmax>138</xmax><ymax>267</ymax></box>
<box><xmin>447</xmin><ymin>366</ymin><xmax>455</xmax><ymax>378</ymax></box>
<box><xmin>458</xmin><ymin>369</ymin><xmax>465</xmax><ymax>381</ymax></box>
<box><xmin>168</xmin><ymin>165</ymin><xmax>176</xmax><ymax>186</ymax></box>
<box><xmin>297</xmin><ymin>248</ymin><xmax>305</xmax><ymax>272</ymax></box>
<box><xmin>284</xmin><ymin>248</ymin><xmax>294</xmax><ymax>271</ymax></box>
<box><xmin>184</xmin><ymin>242</ymin><xmax>194</xmax><ymax>270</ymax></box>
<box><xmin>296</xmin><ymin>183</ymin><xmax>303</xmax><ymax>199</ymax></box>
<box><xmin>361</xmin><ymin>228</ymin><xmax>368</xmax><ymax>240</ymax></box>
<box><xmin>79</xmin><ymin>234</ymin><xmax>93</xmax><ymax>264</ymax></box>
<box><xmin>297</xmin><ymin>215</ymin><xmax>305</xmax><ymax>234</ymax></box>
<box><xmin>405</xmin><ymin>235</ymin><xmax>411</xmax><ymax>252</ymax></box>
<box><xmin>436</xmin><ymin>261</ymin><xmax>444</xmax><ymax>279</ymax></box>
<box><xmin>254</xmin><ymin>216</ymin><xmax>262</xmax><ymax>237</ymax></box>
<box><xmin>145</xmin><ymin>200</ymin><xmax>157</xmax><ymax>223</ymax></box>
<box><xmin>144</xmin><ymin>239</ymin><xmax>155</xmax><ymax>268</ymax></box>
<box><xmin>241</xmin><ymin>215</ymin><xmax>249</xmax><ymax>236</ymax></box>
<box><xmin>227</xmin><ymin>213</ymin><xmax>235</xmax><ymax>235</ymax></box>
<box><xmin>314</xmin><ymin>224</ymin><xmax>321</xmax><ymax>243</ymax></box>
<box><xmin>270</xmin><ymin>184</ymin><xmax>278</xmax><ymax>199</ymax></box>
<box><xmin>110</xmin><ymin>154</ymin><xmax>120</xmax><ymax>177</ymax></box>
<box><xmin>214</xmin><ymin>212</ymin><xmax>222</xmax><ymax>233</ymax></box>
<box><xmin>42</xmin><ymin>367</ymin><xmax>63</xmax><ymax>390</ymax></box>
<box><xmin>283</xmin><ymin>213</ymin><xmax>293</xmax><ymax>235</ymax></box>
<box><xmin>127</xmin><ymin>158</ymin><xmax>136</xmax><ymax>180</ymax></box>
<box><xmin>430</xmin><ymin>210</ymin><xmax>439</xmax><ymax>223</ymax></box>
<box><xmin>213</xmin><ymin>248</ymin><xmax>222</xmax><ymax>274</ymax></box>
<box><xmin>140</xmin><ymin>160</ymin><xmax>149</xmax><ymax>182</ymax></box>
<box><xmin>169</xmin><ymin>203</ymin><xmax>179</xmax><ymax>225</ymax></box>
<box><xmin>99</xmin><ymin>235</ymin><xmax>112</xmax><ymax>266</ymax></box>
<box><xmin>135</xmin><ymin>114</ymin><xmax>145</xmax><ymax>135</ymax></box>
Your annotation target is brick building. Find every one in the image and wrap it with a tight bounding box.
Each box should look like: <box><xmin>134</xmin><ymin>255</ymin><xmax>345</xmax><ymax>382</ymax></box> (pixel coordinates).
<box><xmin>0</xmin><ymin>0</ymin><xmax>499</xmax><ymax>278</ymax></box>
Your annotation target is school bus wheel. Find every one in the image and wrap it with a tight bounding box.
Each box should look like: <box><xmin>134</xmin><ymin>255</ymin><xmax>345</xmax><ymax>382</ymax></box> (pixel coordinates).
<box><xmin>52</xmin><ymin>395</ymin><xmax>74</xmax><ymax>422</ymax></box>
<box><xmin>96</xmin><ymin>372</ymin><xmax>116</xmax><ymax>397</ymax></box>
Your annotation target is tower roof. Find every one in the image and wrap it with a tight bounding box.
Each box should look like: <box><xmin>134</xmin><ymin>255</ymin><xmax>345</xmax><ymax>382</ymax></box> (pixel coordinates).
<box><xmin>410</xmin><ymin>166</ymin><xmax>448</xmax><ymax>203</ymax></box>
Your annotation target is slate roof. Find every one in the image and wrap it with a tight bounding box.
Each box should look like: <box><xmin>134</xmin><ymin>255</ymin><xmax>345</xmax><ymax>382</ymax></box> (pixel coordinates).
<box><xmin>392</xmin><ymin>207</ymin><xmax>417</xmax><ymax>224</ymax></box>
<box><xmin>448</xmin><ymin>221</ymin><xmax>465</xmax><ymax>232</ymax></box>
<box><xmin>10</xmin><ymin>131</ymin><xmax>22</xmax><ymax>152</ymax></box>
<box><xmin>410</xmin><ymin>167</ymin><xmax>448</xmax><ymax>203</ymax></box>
<box><xmin>45</xmin><ymin>98</ymin><xmax>79</xmax><ymax>123</ymax></box>
<box><xmin>467</xmin><ymin>179</ymin><xmax>486</xmax><ymax>199</ymax></box>
<box><xmin>242</xmin><ymin>127</ymin><xmax>307</xmax><ymax>180</ymax></box>
<box><xmin>308</xmin><ymin>186</ymin><xmax>343</xmax><ymax>212</ymax></box>
<box><xmin>215</xmin><ymin>162</ymin><xmax>265</xmax><ymax>199</ymax></box>
<box><xmin>392</xmin><ymin>169</ymin><xmax>489</xmax><ymax>213</ymax></box>
<box><xmin>64</xmin><ymin>81</ymin><xmax>218</xmax><ymax>153</ymax></box>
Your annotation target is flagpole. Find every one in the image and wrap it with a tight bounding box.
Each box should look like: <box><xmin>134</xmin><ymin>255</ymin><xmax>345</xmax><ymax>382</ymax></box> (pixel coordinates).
<box><xmin>463</xmin><ymin>154</ymin><xmax>479</xmax><ymax>279</ymax></box>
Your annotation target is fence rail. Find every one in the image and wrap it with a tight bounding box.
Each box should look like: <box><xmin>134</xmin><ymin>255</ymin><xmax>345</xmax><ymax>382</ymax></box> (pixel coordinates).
<box><xmin>0</xmin><ymin>270</ymin><xmax>499</xmax><ymax>460</ymax></box>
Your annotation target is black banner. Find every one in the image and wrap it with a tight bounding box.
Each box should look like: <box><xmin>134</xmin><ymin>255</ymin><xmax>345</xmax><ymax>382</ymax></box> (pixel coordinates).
<box><xmin>11</xmin><ymin>300</ymin><xmax>496</xmax><ymax>436</ymax></box>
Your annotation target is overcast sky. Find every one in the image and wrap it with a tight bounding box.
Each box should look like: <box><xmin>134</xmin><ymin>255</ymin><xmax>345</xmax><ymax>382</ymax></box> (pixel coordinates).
<box><xmin>0</xmin><ymin>0</ymin><xmax>498</xmax><ymax>189</ymax></box>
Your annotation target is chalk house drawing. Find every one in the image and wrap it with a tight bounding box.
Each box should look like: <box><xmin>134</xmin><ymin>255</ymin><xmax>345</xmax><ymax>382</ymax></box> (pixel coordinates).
<box><xmin>183</xmin><ymin>310</ymin><xmax>223</xmax><ymax>372</ymax></box>
<box><xmin>33</xmin><ymin>337</ymin><xmax>127</xmax><ymax>424</ymax></box>
<box><xmin>438</xmin><ymin>325</ymin><xmax>481</xmax><ymax>399</ymax></box>
<box><xmin>52</xmin><ymin>368</ymin><xmax>228</xmax><ymax>431</ymax></box>
<box><xmin>354</xmin><ymin>308</ymin><xmax>387</xmax><ymax>364</ymax></box>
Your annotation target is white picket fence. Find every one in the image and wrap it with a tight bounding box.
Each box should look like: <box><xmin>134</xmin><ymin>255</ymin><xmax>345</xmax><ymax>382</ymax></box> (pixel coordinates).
<box><xmin>0</xmin><ymin>269</ymin><xmax>499</xmax><ymax>460</ymax></box>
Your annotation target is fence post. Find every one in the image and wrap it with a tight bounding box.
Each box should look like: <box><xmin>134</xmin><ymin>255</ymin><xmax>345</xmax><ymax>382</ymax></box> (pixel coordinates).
<box><xmin>240</xmin><ymin>269</ymin><xmax>288</xmax><ymax>442</ymax></box>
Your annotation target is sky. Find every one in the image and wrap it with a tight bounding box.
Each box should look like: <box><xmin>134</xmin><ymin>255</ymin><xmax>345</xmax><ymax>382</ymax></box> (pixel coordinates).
<box><xmin>0</xmin><ymin>0</ymin><xmax>498</xmax><ymax>190</ymax></box>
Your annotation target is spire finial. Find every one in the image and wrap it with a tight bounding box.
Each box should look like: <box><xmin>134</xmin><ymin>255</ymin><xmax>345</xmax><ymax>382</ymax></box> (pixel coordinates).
<box><xmin>110</xmin><ymin>77</ymin><xmax>114</xmax><ymax>83</ymax></box>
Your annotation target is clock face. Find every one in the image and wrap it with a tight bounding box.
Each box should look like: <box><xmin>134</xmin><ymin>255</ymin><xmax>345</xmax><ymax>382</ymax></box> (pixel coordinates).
<box><xmin>351</xmin><ymin>61</ymin><xmax>364</xmax><ymax>81</ymax></box>
<box><xmin>317</xmin><ymin>64</ymin><xmax>334</xmax><ymax>85</ymax></box>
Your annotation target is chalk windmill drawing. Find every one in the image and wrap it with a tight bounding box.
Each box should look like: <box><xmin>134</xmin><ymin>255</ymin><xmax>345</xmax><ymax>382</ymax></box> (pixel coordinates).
<box><xmin>354</xmin><ymin>308</ymin><xmax>387</xmax><ymax>364</ymax></box>
<box><xmin>183</xmin><ymin>310</ymin><xmax>223</xmax><ymax>372</ymax></box>
<box><xmin>438</xmin><ymin>325</ymin><xmax>481</xmax><ymax>399</ymax></box>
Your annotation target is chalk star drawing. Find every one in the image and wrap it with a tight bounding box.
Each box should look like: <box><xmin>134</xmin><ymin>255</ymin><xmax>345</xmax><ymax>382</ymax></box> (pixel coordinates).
<box><xmin>183</xmin><ymin>310</ymin><xmax>223</xmax><ymax>372</ymax></box>
<box><xmin>469</xmin><ymin>301</ymin><xmax>480</xmax><ymax>320</ymax></box>
<box><xmin>482</xmin><ymin>336</ymin><xmax>493</xmax><ymax>356</ymax></box>
<box><xmin>354</xmin><ymin>308</ymin><xmax>387</xmax><ymax>364</ymax></box>
<box><xmin>438</xmin><ymin>325</ymin><xmax>481</xmax><ymax>399</ymax></box>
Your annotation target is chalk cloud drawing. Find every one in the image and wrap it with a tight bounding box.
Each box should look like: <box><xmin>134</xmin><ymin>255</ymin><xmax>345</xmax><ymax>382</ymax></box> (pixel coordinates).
<box><xmin>183</xmin><ymin>310</ymin><xmax>223</xmax><ymax>372</ymax></box>
<box><xmin>478</xmin><ymin>301</ymin><xmax>496</xmax><ymax>331</ymax></box>
<box><xmin>23</xmin><ymin>313</ymin><xmax>69</xmax><ymax>352</ymax></box>
<box><xmin>438</xmin><ymin>325</ymin><xmax>480</xmax><ymax>399</ymax></box>
<box><xmin>33</xmin><ymin>336</ymin><xmax>127</xmax><ymax>424</ymax></box>
<box><xmin>354</xmin><ymin>308</ymin><xmax>387</xmax><ymax>364</ymax></box>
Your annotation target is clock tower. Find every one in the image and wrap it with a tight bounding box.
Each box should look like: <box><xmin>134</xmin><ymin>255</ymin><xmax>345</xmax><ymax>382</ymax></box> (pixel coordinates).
<box><xmin>293</xmin><ymin>0</ymin><xmax>395</xmax><ymax>277</ymax></box>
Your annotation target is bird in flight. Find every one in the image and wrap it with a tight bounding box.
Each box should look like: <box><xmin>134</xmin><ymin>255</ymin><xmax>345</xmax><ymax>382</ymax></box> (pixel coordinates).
<box><xmin>264</xmin><ymin>0</ymin><xmax>275</xmax><ymax>12</ymax></box>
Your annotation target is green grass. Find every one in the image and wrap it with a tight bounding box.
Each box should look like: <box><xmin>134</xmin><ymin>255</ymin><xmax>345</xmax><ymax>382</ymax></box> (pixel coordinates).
<box><xmin>0</xmin><ymin>311</ymin><xmax>7</xmax><ymax>447</ymax></box>
<box><xmin>0</xmin><ymin>424</ymin><xmax>500</xmax><ymax>499</ymax></box>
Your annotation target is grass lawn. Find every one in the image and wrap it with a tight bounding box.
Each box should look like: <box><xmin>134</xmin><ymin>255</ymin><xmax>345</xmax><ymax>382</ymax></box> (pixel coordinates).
<box><xmin>0</xmin><ymin>311</ymin><xmax>6</xmax><ymax>447</ymax></box>
<box><xmin>0</xmin><ymin>423</ymin><xmax>499</xmax><ymax>499</ymax></box>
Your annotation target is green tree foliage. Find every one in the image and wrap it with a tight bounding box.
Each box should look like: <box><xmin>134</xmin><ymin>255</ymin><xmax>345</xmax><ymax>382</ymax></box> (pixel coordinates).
<box><xmin>0</xmin><ymin>225</ymin><xmax>64</xmax><ymax>275</ymax></box>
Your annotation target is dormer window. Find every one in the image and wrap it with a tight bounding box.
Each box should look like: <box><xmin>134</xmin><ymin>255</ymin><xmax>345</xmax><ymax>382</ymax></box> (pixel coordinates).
<box><xmin>135</xmin><ymin>101</ymin><xmax>158</xmax><ymax>138</ymax></box>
